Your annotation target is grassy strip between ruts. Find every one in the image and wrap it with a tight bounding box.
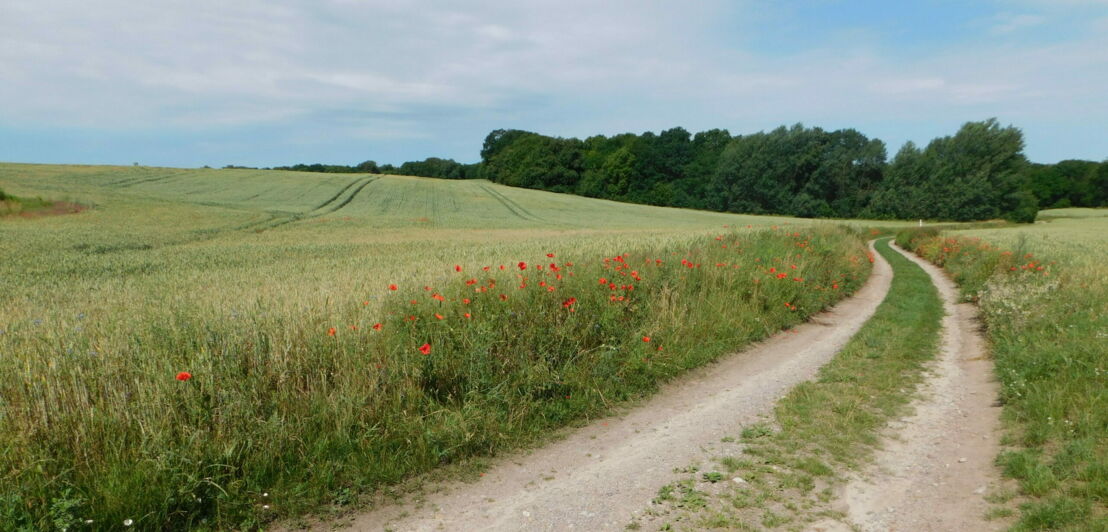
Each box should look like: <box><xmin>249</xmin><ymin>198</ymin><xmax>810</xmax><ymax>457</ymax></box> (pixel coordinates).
<box><xmin>637</xmin><ymin>237</ymin><xmax>943</xmax><ymax>531</ymax></box>
<box><xmin>1</xmin><ymin>227</ymin><xmax>871</xmax><ymax>531</ymax></box>
<box><xmin>898</xmin><ymin>227</ymin><xmax>1108</xmax><ymax>531</ymax></box>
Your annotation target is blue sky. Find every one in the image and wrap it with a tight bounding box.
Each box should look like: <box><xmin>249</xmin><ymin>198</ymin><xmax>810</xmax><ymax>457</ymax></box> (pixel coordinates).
<box><xmin>1</xmin><ymin>0</ymin><xmax>1106</xmax><ymax>167</ymax></box>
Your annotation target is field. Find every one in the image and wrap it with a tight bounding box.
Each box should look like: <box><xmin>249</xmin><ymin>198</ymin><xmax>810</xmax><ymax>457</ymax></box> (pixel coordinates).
<box><xmin>899</xmin><ymin>209</ymin><xmax>1108</xmax><ymax>530</ymax></box>
<box><xmin>5</xmin><ymin>162</ymin><xmax>1103</xmax><ymax>530</ymax></box>
<box><xmin>0</xmin><ymin>163</ymin><xmax>898</xmax><ymax>529</ymax></box>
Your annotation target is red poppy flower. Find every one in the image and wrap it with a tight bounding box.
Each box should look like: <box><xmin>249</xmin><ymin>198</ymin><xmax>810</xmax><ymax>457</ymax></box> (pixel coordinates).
<box><xmin>483</xmin><ymin>266</ymin><xmax>491</xmax><ymax>271</ymax></box>
<box><xmin>499</xmin><ymin>294</ymin><xmax>508</xmax><ymax>301</ymax></box>
<box><xmin>372</xmin><ymin>323</ymin><xmax>382</xmax><ymax>330</ymax></box>
<box><xmin>432</xmin><ymin>293</ymin><xmax>446</xmax><ymax>302</ymax></box>
<box><xmin>769</xmin><ymin>267</ymin><xmax>776</xmax><ymax>273</ymax></box>
<box><xmin>328</xmin><ymin>327</ymin><xmax>337</xmax><ymax>336</ymax></box>
<box><xmin>455</xmin><ymin>265</ymin><xmax>462</xmax><ymax>272</ymax></box>
<box><xmin>418</xmin><ymin>343</ymin><xmax>431</xmax><ymax>355</ymax></box>
<box><xmin>518</xmin><ymin>261</ymin><xmax>527</xmax><ymax>270</ymax></box>
<box><xmin>435</xmin><ymin>313</ymin><xmax>444</xmax><ymax>320</ymax></box>
<box><xmin>599</xmin><ymin>278</ymin><xmax>608</xmax><ymax>285</ymax></box>
<box><xmin>463</xmin><ymin>298</ymin><xmax>471</xmax><ymax>304</ymax></box>
<box><xmin>546</xmin><ymin>253</ymin><xmax>555</xmax><ymax>258</ymax></box>
<box><xmin>176</xmin><ymin>371</ymin><xmax>192</xmax><ymax>381</ymax></box>
<box><xmin>466</xmin><ymin>279</ymin><xmax>477</xmax><ymax>285</ymax></box>
<box><xmin>642</xmin><ymin>336</ymin><xmax>651</xmax><ymax>343</ymax></box>
<box><xmin>389</xmin><ymin>284</ymin><xmax>398</xmax><ymax>291</ymax></box>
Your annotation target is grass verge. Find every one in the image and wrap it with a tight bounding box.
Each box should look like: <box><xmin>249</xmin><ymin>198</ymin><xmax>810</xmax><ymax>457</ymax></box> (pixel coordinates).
<box><xmin>639</xmin><ymin>237</ymin><xmax>944</xmax><ymax>530</ymax></box>
<box><xmin>897</xmin><ymin>227</ymin><xmax>1108</xmax><ymax>531</ymax></box>
<box><xmin>1</xmin><ymin>227</ymin><xmax>870</xmax><ymax>530</ymax></box>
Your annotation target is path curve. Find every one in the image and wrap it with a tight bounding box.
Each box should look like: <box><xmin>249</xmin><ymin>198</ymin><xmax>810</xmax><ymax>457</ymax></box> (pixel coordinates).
<box><xmin>305</xmin><ymin>242</ymin><xmax>893</xmax><ymax>532</ymax></box>
<box><xmin>823</xmin><ymin>242</ymin><xmax>1005</xmax><ymax>532</ymax></box>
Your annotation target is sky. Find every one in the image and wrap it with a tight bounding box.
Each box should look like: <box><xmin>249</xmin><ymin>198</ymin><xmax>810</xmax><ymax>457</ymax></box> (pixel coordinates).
<box><xmin>1</xmin><ymin>0</ymin><xmax>1106</xmax><ymax>168</ymax></box>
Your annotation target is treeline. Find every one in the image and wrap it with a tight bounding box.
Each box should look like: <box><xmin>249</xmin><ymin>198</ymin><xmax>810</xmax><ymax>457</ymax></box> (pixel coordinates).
<box><xmin>271</xmin><ymin>158</ymin><xmax>480</xmax><ymax>179</ymax></box>
<box><xmin>481</xmin><ymin>119</ymin><xmax>1081</xmax><ymax>223</ymax></box>
<box><xmin>270</xmin><ymin>118</ymin><xmax>1106</xmax><ymax>222</ymax></box>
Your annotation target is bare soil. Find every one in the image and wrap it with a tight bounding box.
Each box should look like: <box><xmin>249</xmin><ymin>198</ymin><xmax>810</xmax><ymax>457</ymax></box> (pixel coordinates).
<box><xmin>295</xmin><ymin>242</ymin><xmax>893</xmax><ymax>532</ymax></box>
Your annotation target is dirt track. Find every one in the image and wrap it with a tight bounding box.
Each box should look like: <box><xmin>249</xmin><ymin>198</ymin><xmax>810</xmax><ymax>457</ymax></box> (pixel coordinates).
<box><xmin>304</xmin><ymin>242</ymin><xmax>892</xmax><ymax>531</ymax></box>
<box><xmin>815</xmin><ymin>243</ymin><xmax>1006</xmax><ymax>532</ymax></box>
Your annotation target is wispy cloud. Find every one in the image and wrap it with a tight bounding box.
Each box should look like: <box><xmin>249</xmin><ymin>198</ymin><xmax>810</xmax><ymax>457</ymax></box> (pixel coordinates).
<box><xmin>0</xmin><ymin>0</ymin><xmax>1105</xmax><ymax>165</ymax></box>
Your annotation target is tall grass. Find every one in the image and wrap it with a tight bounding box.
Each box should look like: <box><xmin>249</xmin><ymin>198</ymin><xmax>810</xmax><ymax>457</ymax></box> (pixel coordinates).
<box><xmin>897</xmin><ymin>225</ymin><xmax>1108</xmax><ymax>531</ymax></box>
<box><xmin>1</xmin><ymin>227</ymin><xmax>870</xmax><ymax>530</ymax></box>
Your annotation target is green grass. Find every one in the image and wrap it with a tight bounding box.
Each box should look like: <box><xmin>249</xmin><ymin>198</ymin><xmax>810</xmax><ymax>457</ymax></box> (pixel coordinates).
<box><xmin>898</xmin><ymin>210</ymin><xmax>1108</xmax><ymax>531</ymax></box>
<box><xmin>0</xmin><ymin>162</ymin><xmax>889</xmax><ymax>530</ymax></box>
<box><xmin>644</xmin><ymin>238</ymin><xmax>946</xmax><ymax>529</ymax></box>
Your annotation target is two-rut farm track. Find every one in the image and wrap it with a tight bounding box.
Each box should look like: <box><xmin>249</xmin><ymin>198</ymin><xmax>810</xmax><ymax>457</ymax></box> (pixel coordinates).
<box><xmin>294</xmin><ymin>241</ymin><xmax>1003</xmax><ymax>532</ymax></box>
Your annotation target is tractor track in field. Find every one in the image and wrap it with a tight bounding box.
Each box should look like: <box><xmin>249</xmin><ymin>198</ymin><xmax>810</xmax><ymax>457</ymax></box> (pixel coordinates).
<box><xmin>260</xmin><ymin>176</ymin><xmax>377</xmax><ymax>231</ymax></box>
<box><xmin>481</xmin><ymin>185</ymin><xmax>542</xmax><ymax>222</ymax></box>
<box><xmin>291</xmin><ymin>241</ymin><xmax>894</xmax><ymax>532</ymax></box>
<box><xmin>814</xmin><ymin>243</ymin><xmax>1007</xmax><ymax>532</ymax></box>
<box><xmin>105</xmin><ymin>170</ymin><xmax>189</xmax><ymax>188</ymax></box>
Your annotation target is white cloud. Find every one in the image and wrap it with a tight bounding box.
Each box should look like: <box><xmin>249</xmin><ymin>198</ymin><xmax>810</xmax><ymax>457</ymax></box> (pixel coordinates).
<box><xmin>0</xmin><ymin>0</ymin><xmax>1105</xmax><ymax>163</ymax></box>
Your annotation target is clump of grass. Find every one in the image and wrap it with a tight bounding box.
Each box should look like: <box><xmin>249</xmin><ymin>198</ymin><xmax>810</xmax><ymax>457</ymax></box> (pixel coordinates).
<box><xmin>0</xmin><ymin>227</ymin><xmax>869</xmax><ymax>529</ymax></box>
<box><xmin>898</xmin><ymin>223</ymin><xmax>1108</xmax><ymax>531</ymax></box>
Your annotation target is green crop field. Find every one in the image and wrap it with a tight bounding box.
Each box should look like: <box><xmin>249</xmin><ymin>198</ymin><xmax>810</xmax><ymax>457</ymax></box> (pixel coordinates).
<box><xmin>0</xmin><ymin>163</ymin><xmax>905</xmax><ymax>529</ymax></box>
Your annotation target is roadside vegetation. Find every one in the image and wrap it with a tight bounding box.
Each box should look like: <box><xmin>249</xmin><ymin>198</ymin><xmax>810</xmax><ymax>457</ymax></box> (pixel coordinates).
<box><xmin>639</xmin><ymin>238</ymin><xmax>945</xmax><ymax>530</ymax></box>
<box><xmin>898</xmin><ymin>210</ymin><xmax>1108</xmax><ymax>531</ymax></box>
<box><xmin>0</xmin><ymin>163</ymin><xmax>881</xmax><ymax>530</ymax></box>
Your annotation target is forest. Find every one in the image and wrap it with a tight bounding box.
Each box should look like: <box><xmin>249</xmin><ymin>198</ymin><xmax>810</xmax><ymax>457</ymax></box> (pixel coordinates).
<box><xmin>277</xmin><ymin>119</ymin><xmax>1107</xmax><ymax>222</ymax></box>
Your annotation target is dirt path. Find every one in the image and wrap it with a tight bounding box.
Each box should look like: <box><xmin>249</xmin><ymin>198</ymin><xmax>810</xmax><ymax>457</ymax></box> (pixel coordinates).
<box><xmin>300</xmin><ymin>243</ymin><xmax>892</xmax><ymax>532</ymax></box>
<box><xmin>817</xmin><ymin>243</ymin><xmax>1007</xmax><ymax>532</ymax></box>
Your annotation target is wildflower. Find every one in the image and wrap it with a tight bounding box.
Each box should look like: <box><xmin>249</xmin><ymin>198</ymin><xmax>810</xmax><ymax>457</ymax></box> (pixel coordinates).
<box><xmin>410</xmin><ymin>299</ymin><xmax>418</xmax><ymax>305</ymax></box>
<box><xmin>432</xmin><ymin>293</ymin><xmax>446</xmax><ymax>302</ymax></box>
<box><xmin>464</xmin><ymin>313</ymin><xmax>472</xmax><ymax>318</ymax></box>
<box><xmin>769</xmin><ymin>267</ymin><xmax>776</xmax><ymax>273</ymax></box>
<box><xmin>372</xmin><ymin>323</ymin><xmax>382</xmax><ymax>330</ymax></box>
<box><xmin>599</xmin><ymin>277</ymin><xmax>608</xmax><ymax>285</ymax></box>
<box><xmin>328</xmin><ymin>327</ymin><xmax>337</xmax><ymax>336</ymax></box>
<box><xmin>547</xmin><ymin>253</ymin><xmax>555</xmax><ymax>258</ymax></box>
<box><xmin>123</xmin><ymin>519</ymin><xmax>134</xmax><ymax>527</ymax></box>
<box><xmin>483</xmin><ymin>266</ymin><xmax>490</xmax><ymax>271</ymax></box>
<box><xmin>562</xmin><ymin>297</ymin><xmax>577</xmax><ymax>308</ymax></box>
<box><xmin>463</xmin><ymin>298</ymin><xmax>471</xmax><ymax>304</ymax></box>
<box><xmin>389</xmin><ymin>284</ymin><xmax>398</xmax><ymax>291</ymax></box>
<box><xmin>435</xmin><ymin>313</ymin><xmax>444</xmax><ymax>320</ymax></box>
<box><xmin>777</xmin><ymin>273</ymin><xmax>787</xmax><ymax>279</ymax></box>
<box><xmin>419</xmin><ymin>343</ymin><xmax>432</xmax><ymax>355</ymax></box>
<box><xmin>518</xmin><ymin>261</ymin><xmax>527</xmax><ymax>270</ymax></box>
<box><xmin>455</xmin><ymin>265</ymin><xmax>462</xmax><ymax>272</ymax></box>
<box><xmin>500</xmin><ymin>294</ymin><xmax>509</xmax><ymax>301</ymax></box>
<box><xmin>466</xmin><ymin>279</ymin><xmax>477</xmax><ymax>285</ymax></box>
<box><xmin>642</xmin><ymin>336</ymin><xmax>651</xmax><ymax>343</ymax></box>
<box><xmin>176</xmin><ymin>371</ymin><xmax>192</xmax><ymax>381</ymax></box>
